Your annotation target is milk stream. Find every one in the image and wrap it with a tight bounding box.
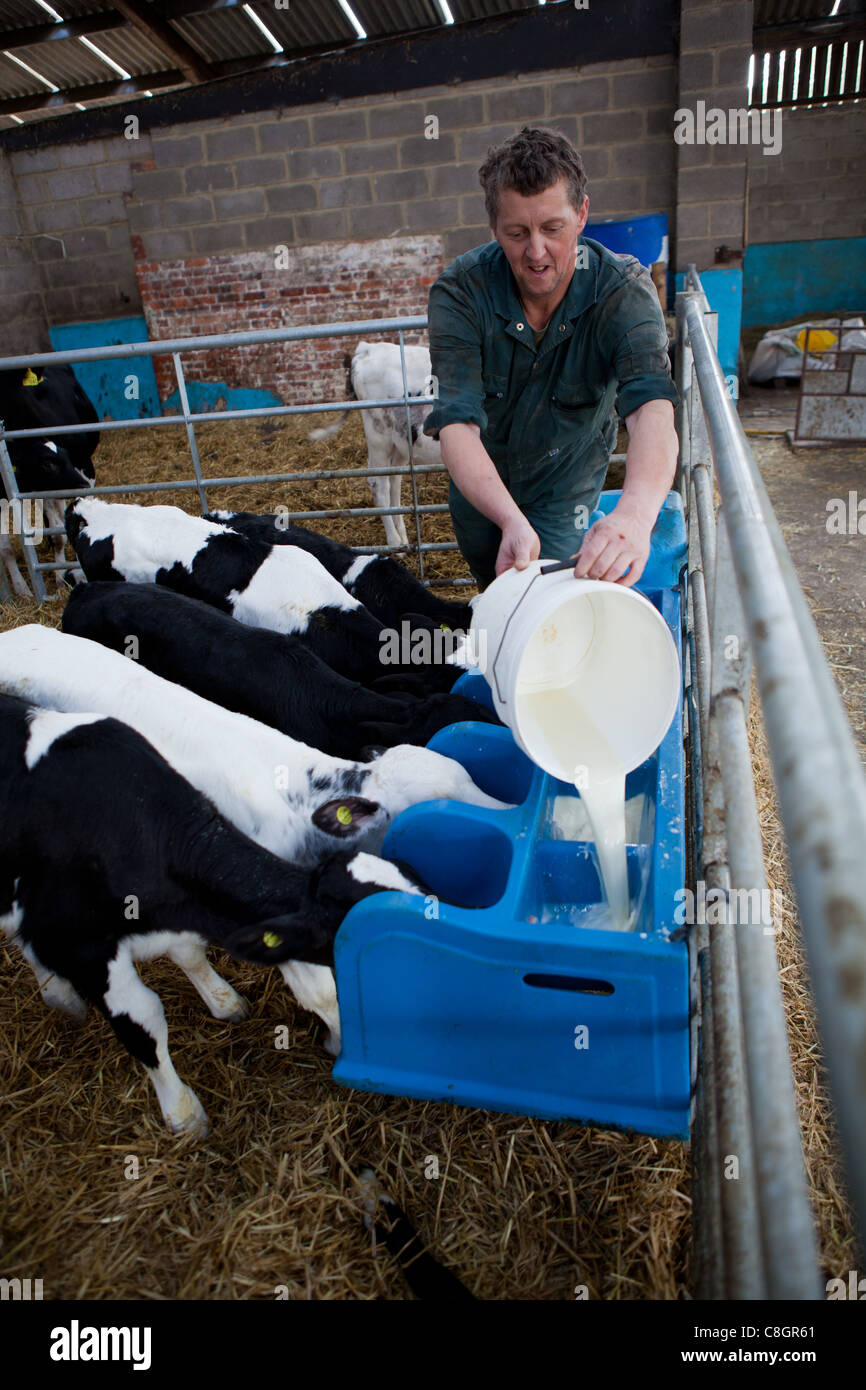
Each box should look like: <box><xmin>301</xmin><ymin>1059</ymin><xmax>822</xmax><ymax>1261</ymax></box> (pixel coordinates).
<box><xmin>520</xmin><ymin>688</ymin><xmax>632</xmax><ymax>931</ymax></box>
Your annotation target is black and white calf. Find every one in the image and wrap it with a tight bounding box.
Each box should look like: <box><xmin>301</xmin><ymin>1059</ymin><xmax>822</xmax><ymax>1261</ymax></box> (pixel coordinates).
<box><xmin>0</xmin><ymin>624</ymin><xmax>509</xmax><ymax>1051</ymax></box>
<box><xmin>206</xmin><ymin>509</ymin><xmax>472</xmax><ymax>631</ymax></box>
<box><xmin>62</xmin><ymin>582</ymin><xmax>496</xmax><ymax>760</ymax></box>
<box><xmin>65</xmin><ymin>497</ymin><xmax>473</xmax><ymax>692</ymax></box>
<box><xmin>0</xmin><ymin>690</ymin><xmax>427</xmax><ymax>1135</ymax></box>
<box><xmin>0</xmin><ymin>365</ymin><xmax>98</xmax><ymax>594</ymax></box>
<box><xmin>309</xmin><ymin>341</ymin><xmax>442</xmax><ymax>550</ymax></box>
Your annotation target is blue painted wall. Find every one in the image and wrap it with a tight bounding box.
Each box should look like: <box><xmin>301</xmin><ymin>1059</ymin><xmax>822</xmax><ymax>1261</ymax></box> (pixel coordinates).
<box><xmin>160</xmin><ymin>381</ymin><xmax>284</xmax><ymax>415</ymax></box>
<box><xmin>49</xmin><ymin>316</ymin><xmax>162</xmax><ymax>419</ymax></box>
<box><xmin>742</xmin><ymin>237</ymin><xmax>866</xmax><ymax>328</ymax></box>
<box><xmin>675</xmin><ymin>267</ymin><xmax>743</xmax><ymax>376</ymax></box>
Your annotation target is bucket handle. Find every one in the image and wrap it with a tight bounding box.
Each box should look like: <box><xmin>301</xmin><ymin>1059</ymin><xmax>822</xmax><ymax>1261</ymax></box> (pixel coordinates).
<box><xmin>489</xmin><ymin>558</ymin><xmax>576</xmax><ymax>704</ymax></box>
<box><xmin>539</xmin><ymin>558</ymin><xmax>577</xmax><ymax>575</ymax></box>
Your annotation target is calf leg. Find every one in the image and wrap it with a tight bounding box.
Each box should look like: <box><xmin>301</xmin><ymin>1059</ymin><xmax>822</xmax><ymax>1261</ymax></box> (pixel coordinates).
<box><xmin>164</xmin><ymin>937</ymin><xmax>250</xmax><ymax>1021</ymax></box>
<box><xmin>390</xmin><ymin>462</ymin><xmax>409</xmax><ymax>548</ymax></box>
<box><xmin>44</xmin><ymin>500</ymin><xmax>81</xmax><ymax>589</ymax></box>
<box><xmin>20</xmin><ymin>943</ymin><xmax>88</xmax><ymax>1020</ymax></box>
<box><xmin>368</xmin><ymin>471</ymin><xmax>405</xmax><ymax>551</ymax></box>
<box><xmin>278</xmin><ymin>961</ymin><xmax>342</xmax><ymax>1056</ymax></box>
<box><xmin>0</xmin><ymin>533</ymin><xmax>31</xmax><ymax>598</ymax></box>
<box><xmin>103</xmin><ymin>945</ymin><xmax>209</xmax><ymax>1137</ymax></box>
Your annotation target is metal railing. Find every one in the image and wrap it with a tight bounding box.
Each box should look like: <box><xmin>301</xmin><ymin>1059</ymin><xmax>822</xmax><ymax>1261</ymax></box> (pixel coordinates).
<box><xmin>678</xmin><ymin>267</ymin><xmax>866</xmax><ymax>1298</ymax></box>
<box><xmin>0</xmin><ymin>315</ymin><xmax>468</xmax><ymax>601</ymax></box>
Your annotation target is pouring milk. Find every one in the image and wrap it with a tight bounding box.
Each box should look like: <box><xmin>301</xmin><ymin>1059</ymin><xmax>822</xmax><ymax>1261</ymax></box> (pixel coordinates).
<box><xmin>470</xmin><ymin>562</ymin><xmax>680</xmax><ymax>932</ymax></box>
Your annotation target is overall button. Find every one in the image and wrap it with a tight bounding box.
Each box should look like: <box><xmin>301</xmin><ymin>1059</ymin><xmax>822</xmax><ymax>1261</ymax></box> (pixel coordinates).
<box><xmin>559</xmin><ymin>323</ymin><xmax>567</xmax><ymax>331</ymax></box>
<box><xmin>516</xmin><ymin>321</ymin><xmax>525</xmax><ymax>331</ymax></box>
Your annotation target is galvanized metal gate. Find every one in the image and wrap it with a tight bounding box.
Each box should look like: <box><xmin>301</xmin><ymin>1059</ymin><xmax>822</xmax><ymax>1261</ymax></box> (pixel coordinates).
<box><xmin>678</xmin><ymin>268</ymin><xmax>866</xmax><ymax>1297</ymax></box>
<box><xmin>0</xmin><ymin>315</ymin><xmax>464</xmax><ymax>602</ymax></box>
<box><xmin>1</xmin><ymin>299</ymin><xmax>864</xmax><ymax>1296</ymax></box>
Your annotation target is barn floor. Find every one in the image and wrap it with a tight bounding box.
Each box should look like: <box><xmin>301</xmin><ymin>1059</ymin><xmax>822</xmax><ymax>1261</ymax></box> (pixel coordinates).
<box><xmin>0</xmin><ymin>408</ymin><xmax>860</xmax><ymax>1300</ymax></box>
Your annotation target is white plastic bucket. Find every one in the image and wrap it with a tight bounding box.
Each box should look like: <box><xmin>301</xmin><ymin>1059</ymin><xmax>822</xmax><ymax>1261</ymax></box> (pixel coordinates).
<box><xmin>470</xmin><ymin>561</ymin><xmax>681</xmax><ymax>782</ymax></box>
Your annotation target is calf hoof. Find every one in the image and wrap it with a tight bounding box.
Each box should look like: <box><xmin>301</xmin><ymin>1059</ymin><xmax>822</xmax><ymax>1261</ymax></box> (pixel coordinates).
<box><xmin>57</xmin><ymin>995</ymin><xmax>89</xmax><ymax>1023</ymax></box>
<box><xmin>42</xmin><ymin>981</ymin><xmax>88</xmax><ymax>1020</ymax></box>
<box><xmin>208</xmin><ymin>985</ymin><xmax>250</xmax><ymax>1021</ymax></box>
<box><xmin>166</xmin><ymin>1088</ymin><xmax>210</xmax><ymax>1140</ymax></box>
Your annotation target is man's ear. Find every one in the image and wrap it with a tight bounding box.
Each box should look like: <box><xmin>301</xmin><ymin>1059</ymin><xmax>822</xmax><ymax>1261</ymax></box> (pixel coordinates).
<box><xmin>312</xmin><ymin>796</ymin><xmax>382</xmax><ymax>837</ymax></box>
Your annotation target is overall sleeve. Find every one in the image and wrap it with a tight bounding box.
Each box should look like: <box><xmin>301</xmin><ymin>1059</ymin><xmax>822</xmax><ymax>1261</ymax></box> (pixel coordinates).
<box><xmin>423</xmin><ymin>271</ymin><xmax>488</xmax><ymax>439</ymax></box>
<box><xmin>597</xmin><ymin>262</ymin><xmax>680</xmax><ymax>423</ymax></box>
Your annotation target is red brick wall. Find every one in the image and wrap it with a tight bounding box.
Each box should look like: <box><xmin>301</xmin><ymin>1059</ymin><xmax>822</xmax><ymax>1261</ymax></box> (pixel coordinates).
<box><xmin>134</xmin><ymin>237</ymin><xmax>443</xmax><ymax>404</ymax></box>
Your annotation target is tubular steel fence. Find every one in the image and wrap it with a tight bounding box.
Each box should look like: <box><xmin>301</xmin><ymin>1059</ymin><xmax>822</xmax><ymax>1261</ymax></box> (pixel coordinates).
<box><xmin>678</xmin><ymin>266</ymin><xmax>866</xmax><ymax>1299</ymax></box>
<box><xmin>0</xmin><ymin>315</ymin><xmax>474</xmax><ymax>601</ymax></box>
<box><xmin>1</xmin><ymin>303</ymin><xmax>863</xmax><ymax>1297</ymax></box>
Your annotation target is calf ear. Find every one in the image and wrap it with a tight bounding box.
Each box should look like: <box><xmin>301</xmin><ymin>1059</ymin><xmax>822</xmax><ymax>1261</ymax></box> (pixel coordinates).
<box><xmin>358</xmin><ymin>742</ymin><xmax>391</xmax><ymax>761</ymax></box>
<box><xmin>312</xmin><ymin>795</ymin><xmax>382</xmax><ymax>837</ymax></box>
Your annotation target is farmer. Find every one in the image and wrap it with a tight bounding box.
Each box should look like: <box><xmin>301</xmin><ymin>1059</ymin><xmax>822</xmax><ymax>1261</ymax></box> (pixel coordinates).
<box><xmin>423</xmin><ymin>125</ymin><xmax>680</xmax><ymax>590</ymax></box>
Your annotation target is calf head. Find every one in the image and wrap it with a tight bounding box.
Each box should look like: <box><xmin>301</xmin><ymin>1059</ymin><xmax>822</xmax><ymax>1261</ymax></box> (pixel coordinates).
<box><xmin>221</xmin><ymin>849</ymin><xmax>427</xmax><ymax>966</ymax></box>
<box><xmin>13</xmin><ymin>441</ymin><xmax>93</xmax><ymax>498</ymax></box>
<box><xmin>365</xmin><ymin>743</ymin><xmax>513</xmax><ymax>814</ymax></box>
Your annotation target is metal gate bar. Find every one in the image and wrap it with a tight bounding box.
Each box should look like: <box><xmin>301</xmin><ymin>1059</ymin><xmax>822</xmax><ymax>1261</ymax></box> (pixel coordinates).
<box><xmin>679</xmin><ymin>266</ymin><xmax>866</xmax><ymax>1297</ymax></box>
<box><xmin>0</xmin><ymin>315</ymin><xmax>463</xmax><ymax>597</ymax></box>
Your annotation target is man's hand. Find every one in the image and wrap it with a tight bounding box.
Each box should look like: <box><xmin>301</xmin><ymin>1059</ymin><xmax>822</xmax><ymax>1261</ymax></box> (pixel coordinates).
<box><xmin>573</xmin><ymin>503</ymin><xmax>654</xmax><ymax>587</ymax></box>
<box><xmin>572</xmin><ymin>398</ymin><xmax>677</xmax><ymax>585</ymax></box>
<box><xmin>495</xmin><ymin>516</ymin><xmax>541</xmax><ymax>577</ymax></box>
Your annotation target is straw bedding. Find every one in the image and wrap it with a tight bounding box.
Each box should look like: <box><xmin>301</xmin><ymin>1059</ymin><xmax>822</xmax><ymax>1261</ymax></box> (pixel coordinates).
<box><xmin>0</xmin><ymin>414</ymin><xmax>857</xmax><ymax>1299</ymax></box>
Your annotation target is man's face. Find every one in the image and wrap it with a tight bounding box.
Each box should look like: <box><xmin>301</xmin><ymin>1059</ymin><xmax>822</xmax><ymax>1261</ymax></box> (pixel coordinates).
<box><xmin>492</xmin><ymin>178</ymin><xmax>589</xmax><ymax>308</ymax></box>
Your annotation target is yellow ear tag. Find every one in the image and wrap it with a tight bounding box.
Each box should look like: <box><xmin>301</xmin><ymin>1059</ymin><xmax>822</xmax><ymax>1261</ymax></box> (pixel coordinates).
<box><xmin>263</xmin><ymin>930</ymin><xmax>283</xmax><ymax>948</ymax></box>
<box><xmin>22</xmin><ymin>367</ymin><xmax>43</xmax><ymax>387</ymax></box>
<box><xmin>336</xmin><ymin>805</ymin><xmax>353</xmax><ymax>826</ymax></box>
<box><xmin>440</xmin><ymin>623</ymin><xmax>451</xmax><ymax>631</ymax></box>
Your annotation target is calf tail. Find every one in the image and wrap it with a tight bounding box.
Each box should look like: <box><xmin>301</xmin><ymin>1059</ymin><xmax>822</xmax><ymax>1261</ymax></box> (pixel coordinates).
<box><xmin>308</xmin><ymin>409</ymin><xmax>351</xmax><ymax>443</ymax></box>
<box><xmin>355</xmin><ymin>1166</ymin><xmax>475</xmax><ymax>1301</ymax></box>
<box><xmin>308</xmin><ymin>356</ymin><xmax>358</xmax><ymax>442</ymax></box>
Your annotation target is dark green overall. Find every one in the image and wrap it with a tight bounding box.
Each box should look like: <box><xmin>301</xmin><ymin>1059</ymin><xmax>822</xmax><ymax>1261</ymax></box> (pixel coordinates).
<box><xmin>424</xmin><ymin>235</ymin><xmax>679</xmax><ymax>589</ymax></box>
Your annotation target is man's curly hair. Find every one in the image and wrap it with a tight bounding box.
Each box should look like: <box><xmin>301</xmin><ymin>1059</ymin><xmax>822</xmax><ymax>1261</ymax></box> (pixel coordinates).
<box><xmin>479</xmin><ymin>125</ymin><xmax>588</xmax><ymax>227</ymax></box>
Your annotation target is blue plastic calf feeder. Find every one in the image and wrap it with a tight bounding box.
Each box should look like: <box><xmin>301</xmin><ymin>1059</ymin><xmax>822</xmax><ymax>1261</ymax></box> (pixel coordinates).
<box><xmin>333</xmin><ymin>493</ymin><xmax>689</xmax><ymax>1140</ymax></box>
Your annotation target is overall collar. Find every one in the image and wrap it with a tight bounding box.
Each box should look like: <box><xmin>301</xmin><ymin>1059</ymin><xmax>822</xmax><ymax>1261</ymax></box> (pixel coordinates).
<box><xmin>490</xmin><ymin>237</ymin><xmax>599</xmax><ymax>351</ymax></box>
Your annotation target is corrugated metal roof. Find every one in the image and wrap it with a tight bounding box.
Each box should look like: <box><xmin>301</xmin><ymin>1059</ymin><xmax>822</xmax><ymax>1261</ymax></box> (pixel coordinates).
<box><xmin>170</xmin><ymin>7</ymin><xmax>272</xmax><ymax>65</ymax></box>
<box><xmin>77</xmin><ymin>24</ymin><xmax>176</xmax><ymax>75</ymax></box>
<box><xmin>171</xmin><ymin>2</ymin><xmax>352</xmax><ymax>59</ymax></box>
<box><xmin>451</xmin><ymin>0</ymin><xmax>537</xmax><ymax>21</ymax></box>
<box><xmin>754</xmin><ymin>0</ymin><xmax>865</xmax><ymax>21</ymax></box>
<box><xmin>350</xmin><ymin>1</ymin><xmax>447</xmax><ymax>38</ymax></box>
<box><xmin>2</xmin><ymin>0</ymin><xmax>862</xmax><ymax>127</ymax></box>
<box><xmin>6</xmin><ymin>34</ymin><xmax>116</xmax><ymax>85</ymax></box>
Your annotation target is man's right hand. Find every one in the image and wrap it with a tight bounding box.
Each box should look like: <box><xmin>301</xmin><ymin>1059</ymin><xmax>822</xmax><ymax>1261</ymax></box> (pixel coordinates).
<box><xmin>495</xmin><ymin>516</ymin><xmax>541</xmax><ymax>576</ymax></box>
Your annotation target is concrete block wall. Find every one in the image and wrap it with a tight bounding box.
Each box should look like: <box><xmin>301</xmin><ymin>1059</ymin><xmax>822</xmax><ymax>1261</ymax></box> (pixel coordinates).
<box><xmin>746</xmin><ymin>103</ymin><xmax>866</xmax><ymax>243</ymax></box>
<box><xmin>5</xmin><ymin>132</ymin><xmax>150</xmax><ymax>333</ymax></box>
<box><xmin>0</xmin><ymin>148</ymin><xmax>46</xmax><ymax>354</ymax></box>
<box><xmin>127</xmin><ymin>56</ymin><xmax>677</xmax><ymax>269</ymax></box>
<box><xmin>676</xmin><ymin>0</ymin><xmax>754</xmax><ymax>270</ymax></box>
<box><xmin>125</xmin><ymin>56</ymin><xmax>677</xmax><ymax>400</ymax></box>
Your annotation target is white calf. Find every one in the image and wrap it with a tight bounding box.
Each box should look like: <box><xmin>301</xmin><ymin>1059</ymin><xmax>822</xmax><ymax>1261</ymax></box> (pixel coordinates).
<box><xmin>310</xmin><ymin>340</ymin><xmax>442</xmax><ymax>550</ymax></box>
